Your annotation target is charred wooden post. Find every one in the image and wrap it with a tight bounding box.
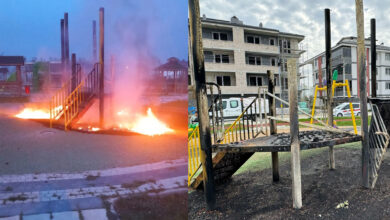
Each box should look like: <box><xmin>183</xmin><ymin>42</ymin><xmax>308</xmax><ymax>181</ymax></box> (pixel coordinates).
<box><xmin>288</xmin><ymin>58</ymin><xmax>302</xmax><ymax>209</ymax></box>
<box><xmin>267</xmin><ymin>70</ymin><xmax>279</xmax><ymax>182</ymax></box>
<box><xmin>325</xmin><ymin>8</ymin><xmax>335</xmax><ymax>170</ymax></box>
<box><xmin>99</xmin><ymin>7</ymin><xmax>105</xmax><ymax>128</ymax></box>
<box><xmin>60</xmin><ymin>19</ymin><xmax>65</xmax><ymax>65</ymax></box>
<box><xmin>371</xmin><ymin>18</ymin><xmax>377</xmax><ymax>97</ymax></box>
<box><xmin>64</xmin><ymin>13</ymin><xmax>70</xmax><ymax>66</ymax></box>
<box><xmin>189</xmin><ymin>0</ymin><xmax>216</xmax><ymax>210</ymax></box>
<box><xmin>355</xmin><ymin>0</ymin><xmax>370</xmax><ymax>188</ymax></box>
<box><xmin>93</xmin><ymin>20</ymin><xmax>97</xmax><ymax>63</ymax></box>
<box><xmin>71</xmin><ymin>53</ymin><xmax>76</xmax><ymax>91</ymax></box>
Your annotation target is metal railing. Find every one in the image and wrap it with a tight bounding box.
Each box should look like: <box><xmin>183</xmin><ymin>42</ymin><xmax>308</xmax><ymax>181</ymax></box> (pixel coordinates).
<box><xmin>49</xmin><ymin>64</ymin><xmax>82</xmax><ymax>127</ymax></box>
<box><xmin>368</xmin><ymin>103</ymin><xmax>389</xmax><ymax>188</ymax></box>
<box><xmin>188</xmin><ymin>92</ymin><xmax>267</xmax><ymax>185</ymax></box>
<box><xmin>63</xmin><ymin>63</ymin><xmax>99</xmax><ymax>130</ymax></box>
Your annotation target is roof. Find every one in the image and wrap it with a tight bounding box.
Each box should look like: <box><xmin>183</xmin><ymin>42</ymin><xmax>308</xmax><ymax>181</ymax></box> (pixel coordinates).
<box><xmin>0</xmin><ymin>56</ymin><xmax>24</xmax><ymax>66</ymax></box>
<box><xmin>201</xmin><ymin>16</ymin><xmax>305</xmax><ymax>40</ymax></box>
<box><xmin>156</xmin><ymin>57</ymin><xmax>187</xmax><ymax>71</ymax></box>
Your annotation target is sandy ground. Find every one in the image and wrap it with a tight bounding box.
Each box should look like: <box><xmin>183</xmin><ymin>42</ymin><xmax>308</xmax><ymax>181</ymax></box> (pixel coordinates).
<box><xmin>189</xmin><ymin>144</ymin><xmax>390</xmax><ymax>219</ymax></box>
<box><xmin>0</xmin><ymin>104</ymin><xmax>186</xmax><ymax>175</ymax></box>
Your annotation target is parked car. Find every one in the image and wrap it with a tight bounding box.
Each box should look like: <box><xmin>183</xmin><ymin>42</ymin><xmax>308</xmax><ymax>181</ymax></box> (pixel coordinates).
<box><xmin>333</xmin><ymin>102</ymin><xmax>369</xmax><ymax>117</ymax></box>
<box><xmin>298</xmin><ymin>102</ymin><xmax>310</xmax><ymax>114</ymax></box>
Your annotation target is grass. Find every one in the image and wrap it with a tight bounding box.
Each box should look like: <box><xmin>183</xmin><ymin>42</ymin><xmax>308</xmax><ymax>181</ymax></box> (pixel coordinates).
<box><xmin>235</xmin><ymin>142</ymin><xmax>361</xmax><ymax>175</ymax></box>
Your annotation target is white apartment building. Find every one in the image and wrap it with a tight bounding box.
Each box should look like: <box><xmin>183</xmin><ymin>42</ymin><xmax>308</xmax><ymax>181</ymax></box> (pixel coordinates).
<box><xmin>305</xmin><ymin>36</ymin><xmax>390</xmax><ymax>97</ymax></box>
<box><xmin>188</xmin><ymin>15</ymin><xmax>305</xmax><ymax>102</ymax></box>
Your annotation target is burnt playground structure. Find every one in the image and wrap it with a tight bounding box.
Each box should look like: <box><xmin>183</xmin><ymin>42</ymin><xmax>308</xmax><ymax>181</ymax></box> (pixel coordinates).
<box><xmin>188</xmin><ymin>0</ymin><xmax>389</xmax><ymax>210</ymax></box>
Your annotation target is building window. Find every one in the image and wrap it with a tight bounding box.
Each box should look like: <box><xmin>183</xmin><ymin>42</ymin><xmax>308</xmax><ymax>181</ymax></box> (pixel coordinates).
<box><xmin>247</xmin><ymin>36</ymin><xmax>254</xmax><ymax>43</ymax></box>
<box><xmin>215</xmin><ymin>54</ymin><xmax>221</xmax><ymax>63</ymax></box>
<box><xmin>386</xmin><ymin>82</ymin><xmax>390</xmax><ymax>90</ymax></box>
<box><xmin>222</xmin><ymin>55</ymin><xmax>230</xmax><ymax>63</ymax></box>
<box><xmin>216</xmin><ymin>75</ymin><xmax>231</xmax><ymax>86</ymax></box>
<box><xmin>386</xmin><ymin>53</ymin><xmax>390</xmax><ymax>61</ymax></box>
<box><xmin>386</xmin><ymin>68</ymin><xmax>390</xmax><ymax>75</ymax></box>
<box><xmin>188</xmin><ymin>75</ymin><xmax>191</xmax><ymax>85</ymax></box>
<box><xmin>246</xmin><ymin>35</ymin><xmax>260</xmax><ymax>44</ymax></box>
<box><xmin>247</xmin><ymin>75</ymin><xmax>263</xmax><ymax>86</ymax></box>
<box><xmin>271</xmin><ymin>58</ymin><xmax>276</xmax><ymax>66</ymax></box>
<box><xmin>270</xmin><ymin>38</ymin><xmax>275</xmax><ymax>46</ymax></box>
<box><xmin>284</xmin><ymin>78</ymin><xmax>288</xmax><ymax>89</ymax></box>
<box><xmin>247</xmin><ymin>56</ymin><xmax>261</xmax><ymax>65</ymax></box>
<box><xmin>212</xmin><ymin>32</ymin><xmax>228</xmax><ymax>41</ymax></box>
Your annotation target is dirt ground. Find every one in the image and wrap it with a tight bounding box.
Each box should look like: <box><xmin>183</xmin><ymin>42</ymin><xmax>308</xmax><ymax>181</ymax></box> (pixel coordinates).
<box><xmin>189</xmin><ymin>144</ymin><xmax>390</xmax><ymax>219</ymax></box>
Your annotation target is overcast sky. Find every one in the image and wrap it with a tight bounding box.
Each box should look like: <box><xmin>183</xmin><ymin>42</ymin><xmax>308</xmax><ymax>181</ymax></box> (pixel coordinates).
<box><xmin>199</xmin><ymin>0</ymin><xmax>388</xmax><ymax>90</ymax></box>
<box><xmin>0</xmin><ymin>0</ymin><xmax>187</xmax><ymax>62</ymax></box>
<box><xmin>200</xmin><ymin>0</ymin><xmax>389</xmax><ymax>59</ymax></box>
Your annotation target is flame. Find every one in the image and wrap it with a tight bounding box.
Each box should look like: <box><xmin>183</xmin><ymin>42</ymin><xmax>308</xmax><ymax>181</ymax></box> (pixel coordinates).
<box><xmin>15</xmin><ymin>108</ymin><xmax>50</xmax><ymax>119</ymax></box>
<box><xmin>126</xmin><ymin>108</ymin><xmax>173</xmax><ymax>136</ymax></box>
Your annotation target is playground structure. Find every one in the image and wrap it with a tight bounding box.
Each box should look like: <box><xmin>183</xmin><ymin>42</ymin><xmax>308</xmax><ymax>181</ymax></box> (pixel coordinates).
<box><xmin>48</xmin><ymin>8</ymin><xmax>105</xmax><ymax>130</ymax></box>
<box><xmin>189</xmin><ymin>0</ymin><xmax>388</xmax><ymax>210</ymax></box>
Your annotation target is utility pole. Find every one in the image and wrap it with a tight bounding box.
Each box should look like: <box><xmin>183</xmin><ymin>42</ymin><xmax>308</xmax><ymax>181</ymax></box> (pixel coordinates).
<box><xmin>189</xmin><ymin>0</ymin><xmax>216</xmax><ymax>210</ymax></box>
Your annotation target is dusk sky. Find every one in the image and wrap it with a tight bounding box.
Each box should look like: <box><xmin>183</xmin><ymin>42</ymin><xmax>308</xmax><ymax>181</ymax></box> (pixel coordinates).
<box><xmin>0</xmin><ymin>0</ymin><xmax>188</xmax><ymax>63</ymax></box>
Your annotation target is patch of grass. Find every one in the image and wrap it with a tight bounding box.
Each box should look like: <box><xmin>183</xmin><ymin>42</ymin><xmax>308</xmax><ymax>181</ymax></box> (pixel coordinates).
<box><xmin>235</xmin><ymin>142</ymin><xmax>361</xmax><ymax>175</ymax></box>
<box><xmin>114</xmin><ymin>192</ymin><xmax>187</xmax><ymax>220</ymax></box>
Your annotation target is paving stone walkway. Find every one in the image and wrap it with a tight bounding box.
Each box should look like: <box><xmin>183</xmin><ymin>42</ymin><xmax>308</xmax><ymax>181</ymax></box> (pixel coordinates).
<box><xmin>0</xmin><ymin>158</ymin><xmax>187</xmax><ymax>219</ymax></box>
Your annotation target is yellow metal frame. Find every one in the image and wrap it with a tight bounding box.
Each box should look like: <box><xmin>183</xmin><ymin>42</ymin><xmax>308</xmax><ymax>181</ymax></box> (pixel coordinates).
<box><xmin>49</xmin><ymin>79</ymin><xmax>73</xmax><ymax>128</ymax></box>
<box><xmin>63</xmin><ymin>81</ymin><xmax>85</xmax><ymax>130</ymax></box>
<box><xmin>310</xmin><ymin>80</ymin><xmax>357</xmax><ymax>134</ymax></box>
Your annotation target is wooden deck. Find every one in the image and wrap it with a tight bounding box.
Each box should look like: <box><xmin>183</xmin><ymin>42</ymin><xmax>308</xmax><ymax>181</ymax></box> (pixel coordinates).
<box><xmin>213</xmin><ymin>130</ymin><xmax>362</xmax><ymax>153</ymax></box>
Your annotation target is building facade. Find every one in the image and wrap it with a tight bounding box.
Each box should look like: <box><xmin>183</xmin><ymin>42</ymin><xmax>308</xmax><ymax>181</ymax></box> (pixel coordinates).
<box><xmin>188</xmin><ymin>15</ymin><xmax>304</xmax><ymax>103</ymax></box>
<box><xmin>305</xmin><ymin>36</ymin><xmax>390</xmax><ymax>97</ymax></box>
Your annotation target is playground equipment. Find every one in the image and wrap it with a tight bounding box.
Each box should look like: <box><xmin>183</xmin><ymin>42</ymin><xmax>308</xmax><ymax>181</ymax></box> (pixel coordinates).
<box><xmin>189</xmin><ymin>0</ymin><xmax>387</xmax><ymax>210</ymax></box>
<box><xmin>310</xmin><ymin>78</ymin><xmax>358</xmax><ymax>134</ymax></box>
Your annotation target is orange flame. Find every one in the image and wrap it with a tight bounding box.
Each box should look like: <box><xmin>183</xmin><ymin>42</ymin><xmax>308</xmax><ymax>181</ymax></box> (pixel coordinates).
<box><xmin>116</xmin><ymin>108</ymin><xmax>173</xmax><ymax>136</ymax></box>
<box><xmin>15</xmin><ymin>108</ymin><xmax>50</xmax><ymax>119</ymax></box>
<box><xmin>130</xmin><ymin>108</ymin><xmax>173</xmax><ymax>136</ymax></box>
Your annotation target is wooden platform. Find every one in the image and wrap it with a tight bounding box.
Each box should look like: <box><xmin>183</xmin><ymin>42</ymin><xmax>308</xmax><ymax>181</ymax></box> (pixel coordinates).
<box><xmin>213</xmin><ymin>130</ymin><xmax>362</xmax><ymax>153</ymax></box>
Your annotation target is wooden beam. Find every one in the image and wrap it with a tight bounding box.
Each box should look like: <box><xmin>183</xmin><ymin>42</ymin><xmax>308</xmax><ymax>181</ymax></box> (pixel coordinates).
<box><xmin>189</xmin><ymin>0</ymin><xmax>216</xmax><ymax>210</ymax></box>
<box><xmin>355</xmin><ymin>0</ymin><xmax>370</xmax><ymax>188</ymax></box>
<box><xmin>267</xmin><ymin>70</ymin><xmax>279</xmax><ymax>182</ymax></box>
<box><xmin>288</xmin><ymin>58</ymin><xmax>302</xmax><ymax>209</ymax></box>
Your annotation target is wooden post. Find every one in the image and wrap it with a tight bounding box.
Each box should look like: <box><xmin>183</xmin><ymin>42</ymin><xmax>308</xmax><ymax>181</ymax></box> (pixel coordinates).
<box><xmin>371</xmin><ymin>18</ymin><xmax>376</xmax><ymax>97</ymax></box>
<box><xmin>288</xmin><ymin>58</ymin><xmax>302</xmax><ymax>209</ymax></box>
<box><xmin>189</xmin><ymin>0</ymin><xmax>216</xmax><ymax>210</ymax></box>
<box><xmin>71</xmin><ymin>53</ymin><xmax>76</xmax><ymax>91</ymax></box>
<box><xmin>93</xmin><ymin>20</ymin><xmax>97</xmax><ymax>63</ymax></box>
<box><xmin>60</xmin><ymin>19</ymin><xmax>65</xmax><ymax>65</ymax></box>
<box><xmin>325</xmin><ymin>8</ymin><xmax>335</xmax><ymax>170</ymax></box>
<box><xmin>268</xmin><ymin>70</ymin><xmax>279</xmax><ymax>182</ymax></box>
<box><xmin>64</xmin><ymin>13</ymin><xmax>69</xmax><ymax>67</ymax></box>
<box><xmin>355</xmin><ymin>0</ymin><xmax>370</xmax><ymax>188</ymax></box>
<box><xmin>99</xmin><ymin>7</ymin><xmax>105</xmax><ymax>128</ymax></box>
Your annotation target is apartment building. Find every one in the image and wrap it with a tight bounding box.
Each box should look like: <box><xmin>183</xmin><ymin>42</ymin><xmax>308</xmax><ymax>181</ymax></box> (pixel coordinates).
<box><xmin>188</xmin><ymin>15</ymin><xmax>305</xmax><ymax>102</ymax></box>
<box><xmin>305</xmin><ymin>36</ymin><xmax>390</xmax><ymax>97</ymax></box>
